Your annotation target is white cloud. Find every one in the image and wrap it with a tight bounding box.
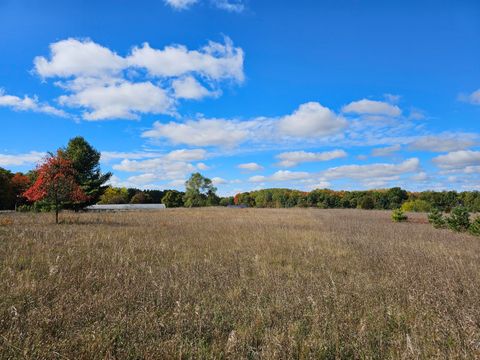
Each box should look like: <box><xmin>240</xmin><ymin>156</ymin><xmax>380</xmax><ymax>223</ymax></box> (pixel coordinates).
<box><xmin>164</xmin><ymin>149</ymin><xmax>207</xmax><ymax>161</ymax></box>
<box><xmin>0</xmin><ymin>89</ymin><xmax>68</xmax><ymax>117</ymax></box>
<box><xmin>342</xmin><ymin>99</ymin><xmax>401</xmax><ymax>117</ymax></box>
<box><xmin>459</xmin><ymin>89</ymin><xmax>480</xmax><ymax>105</ymax></box>
<box><xmin>249</xmin><ymin>170</ymin><xmax>311</xmax><ymax>183</ymax></box>
<box><xmin>278</xmin><ymin>102</ymin><xmax>347</xmax><ymax>138</ymax></box>
<box><xmin>213</xmin><ymin>0</ymin><xmax>245</xmax><ymax>12</ymax></box>
<box><xmin>164</xmin><ymin>0</ymin><xmax>198</xmax><ymax>10</ymax></box>
<box><xmin>100</xmin><ymin>151</ymin><xmax>161</xmax><ymax>163</ymax></box>
<box><xmin>383</xmin><ymin>94</ymin><xmax>401</xmax><ymax>104</ymax></box>
<box><xmin>0</xmin><ymin>151</ymin><xmax>46</xmax><ymax>167</ymax></box>
<box><xmin>164</xmin><ymin>0</ymin><xmax>245</xmax><ymax>12</ymax></box>
<box><xmin>307</xmin><ymin>181</ymin><xmax>331</xmax><ymax>190</ymax></box>
<box><xmin>34</xmin><ymin>38</ymin><xmax>125</xmax><ymax>78</ymax></box>
<box><xmin>276</xmin><ymin>149</ymin><xmax>347</xmax><ymax>167</ymax></box>
<box><xmin>32</xmin><ymin>37</ymin><xmax>244</xmax><ymax>120</ymax></box>
<box><xmin>143</xmin><ymin>102</ymin><xmax>348</xmax><ymax>147</ymax></box>
<box><xmin>432</xmin><ymin>150</ymin><xmax>480</xmax><ymax>170</ymax></box>
<box><xmin>172</xmin><ymin>76</ymin><xmax>215</xmax><ymax>100</ymax></box>
<box><xmin>211</xmin><ymin>176</ymin><xmax>227</xmax><ymax>185</ymax></box>
<box><xmin>322</xmin><ymin>158</ymin><xmax>420</xmax><ymax>180</ymax></box>
<box><xmin>142</xmin><ymin>118</ymin><xmax>255</xmax><ymax>147</ymax></box>
<box><xmin>408</xmin><ymin>134</ymin><xmax>477</xmax><ymax>152</ymax></box>
<box><xmin>237</xmin><ymin>162</ymin><xmax>263</xmax><ymax>171</ymax></box>
<box><xmin>411</xmin><ymin>172</ymin><xmax>428</xmax><ymax>181</ymax></box>
<box><xmin>127</xmin><ymin>37</ymin><xmax>244</xmax><ymax>81</ymax></box>
<box><xmin>371</xmin><ymin>144</ymin><xmax>401</xmax><ymax>157</ymax></box>
<box><xmin>197</xmin><ymin>162</ymin><xmax>210</xmax><ymax>170</ymax></box>
<box><xmin>111</xmin><ymin>148</ymin><xmax>206</xmax><ymax>185</ymax></box>
<box><xmin>59</xmin><ymin>81</ymin><xmax>173</xmax><ymax>120</ymax></box>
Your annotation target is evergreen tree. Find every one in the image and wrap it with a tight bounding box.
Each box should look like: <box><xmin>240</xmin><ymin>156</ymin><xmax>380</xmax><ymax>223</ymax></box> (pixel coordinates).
<box><xmin>428</xmin><ymin>208</ymin><xmax>445</xmax><ymax>228</ymax></box>
<box><xmin>62</xmin><ymin>137</ymin><xmax>111</xmax><ymax>207</ymax></box>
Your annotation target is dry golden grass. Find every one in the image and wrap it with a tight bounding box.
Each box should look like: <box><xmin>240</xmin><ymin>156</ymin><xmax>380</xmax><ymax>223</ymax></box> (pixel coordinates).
<box><xmin>1</xmin><ymin>208</ymin><xmax>479</xmax><ymax>359</ymax></box>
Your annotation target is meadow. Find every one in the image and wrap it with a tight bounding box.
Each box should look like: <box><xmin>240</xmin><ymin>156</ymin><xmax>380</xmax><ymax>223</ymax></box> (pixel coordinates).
<box><xmin>1</xmin><ymin>208</ymin><xmax>479</xmax><ymax>359</ymax></box>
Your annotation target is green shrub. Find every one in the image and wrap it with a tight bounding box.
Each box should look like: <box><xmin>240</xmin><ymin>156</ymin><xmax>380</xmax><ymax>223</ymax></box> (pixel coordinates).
<box><xmin>391</xmin><ymin>208</ymin><xmax>408</xmax><ymax>222</ymax></box>
<box><xmin>446</xmin><ymin>206</ymin><xmax>470</xmax><ymax>232</ymax></box>
<box><xmin>401</xmin><ymin>199</ymin><xmax>431</xmax><ymax>213</ymax></box>
<box><xmin>468</xmin><ymin>217</ymin><xmax>480</xmax><ymax>236</ymax></box>
<box><xmin>428</xmin><ymin>208</ymin><xmax>445</xmax><ymax>228</ymax></box>
<box><xmin>16</xmin><ymin>204</ymin><xmax>32</xmax><ymax>212</ymax></box>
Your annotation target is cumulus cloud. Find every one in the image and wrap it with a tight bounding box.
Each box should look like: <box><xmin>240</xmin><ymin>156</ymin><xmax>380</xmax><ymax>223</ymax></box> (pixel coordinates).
<box><xmin>276</xmin><ymin>149</ymin><xmax>347</xmax><ymax>167</ymax></box>
<box><xmin>371</xmin><ymin>144</ymin><xmax>401</xmax><ymax>157</ymax></box>
<box><xmin>432</xmin><ymin>150</ymin><xmax>480</xmax><ymax>170</ymax></box>
<box><xmin>164</xmin><ymin>149</ymin><xmax>207</xmax><ymax>161</ymax></box>
<box><xmin>0</xmin><ymin>89</ymin><xmax>68</xmax><ymax>117</ymax></box>
<box><xmin>278</xmin><ymin>102</ymin><xmax>347</xmax><ymax>138</ymax></box>
<box><xmin>408</xmin><ymin>134</ymin><xmax>477</xmax><ymax>152</ymax></box>
<box><xmin>59</xmin><ymin>81</ymin><xmax>173</xmax><ymax>120</ymax></box>
<box><xmin>237</xmin><ymin>162</ymin><xmax>263</xmax><ymax>171</ymax></box>
<box><xmin>342</xmin><ymin>99</ymin><xmax>401</xmax><ymax>117</ymax></box>
<box><xmin>143</xmin><ymin>103</ymin><xmax>347</xmax><ymax>148</ymax></box>
<box><xmin>32</xmin><ymin>37</ymin><xmax>244</xmax><ymax>120</ymax></box>
<box><xmin>142</xmin><ymin>118</ymin><xmax>254</xmax><ymax>147</ymax></box>
<box><xmin>322</xmin><ymin>158</ymin><xmax>420</xmax><ymax>180</ymax></box>
<box><xmin>0</xmin><ymin>151</ymin><xmax>46</xmax><ymax>167</ymax></box>
<box><xmin>34</xmin><ymin>38</ymin><xmax>125</xmax><ymax>78</ymax></box>
<box><xmin>127</xmin><ymin>38</ymin><xmax>244</xmax><ymax>81</ymax></box>
<box><xmin>249</xmin><ymin>170</ymin><xmax>311</xmax><ymax>183</ymax></box>
<box><xmin>411</xmin><ymin>172</ymin><xmax>429</xmax><ymax>181</ymax></box>
<box><xmin>211</xmin><ymin>176</ymin><xmax>228</xmax><ymax>185</ymax></box>
<box><xmin>110</xmin><ymin>148</ymin><xmax>207</xmax><ymax>186</ymax></box>
<box><xmin>172</xmin><ymin>76</ymin><xmax>216</xmax><ymax>100</ymax></box>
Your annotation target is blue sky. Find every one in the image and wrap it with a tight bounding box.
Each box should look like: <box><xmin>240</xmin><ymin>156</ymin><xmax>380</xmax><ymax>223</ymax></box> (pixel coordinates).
<box><xmin>1</xmin><ymin>0</ymin><xmax>480</xmax><ymax>195</ymax></box>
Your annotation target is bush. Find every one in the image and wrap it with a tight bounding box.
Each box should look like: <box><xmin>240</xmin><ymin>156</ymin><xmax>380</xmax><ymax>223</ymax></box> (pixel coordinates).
<box><xmin>468</xmin><ymin>217</ymin><xmax>480</xmax><ymax>236</ymax></box>
<box><xmin>401</xmin><ymin>199</ymin><xmax>431</xmax><ymax>213</ymax></box>
<box><xmin>16</xmin><ymin>204</ymin><xmax>32</xmax><ymax>212</ymax></box>
<box><xmin>391</xmin><ymin>208</ymin><xmax>408</xmax><ymax>222</ymax></box>
<box><xmin>446</xmin><ymin>206</ymin><xmax>470</xmax><ymax>232</ymax></box>
<box><xmin>428</xmin><ymin>208</ymin><xmax>445</xmax><ymax>228</ymax></box>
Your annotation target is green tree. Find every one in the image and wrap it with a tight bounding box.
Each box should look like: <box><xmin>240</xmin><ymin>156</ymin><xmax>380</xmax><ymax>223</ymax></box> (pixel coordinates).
<box><xmin>62</xmin><ymin>137</ymin><xmax>111</xmax><ymax>206</ymax></box>
<box><xmin>446</xmin><ymin>206</ymin><xmax>470</xmax><ymax>232</ymax></box>
<box><xmin>162</xmin><ymin>190</ymin><xmax>184</xmax><ymax>208</ymax></box>
<box><xmin>401</xmin><ymin>199</ymin><xmax>432</xmax><ymax>212</ymax></box>
<box><xmin>99</xmin><ymin>187</ymin><xmax>129</xmax><ymax>204</ymax></box>
<box><xmin>183</xmin><ymin>173</ymin><xmax>217</xmax><ymax>207</ymax></box>
<box><xmin>359</xmin><ymin>196</ymin><xmax>375</xmax><ymax>210</ymax></box>
<box><xmin>130</xmin><ymin>192</ymin><xmax>152</xmax><ymax>204</ymax></box>
<box><xmin>391</xmin><ymin>208</ymin><xmax>408</xmax><ymax>222</ymax></box>
<box><xmin>468</xmin><ymin>217</ymin><xmax>480</xmax><ymax>236</ymax></box>
<box><xmin>428</xmin><ymin>208</ymin><xmax>445</xmax><ymax>228</ymax></box>
<box><xmin>0</xmin><ymin>168</ymin><xmax>14</xmax><ymax>210</ymax></box>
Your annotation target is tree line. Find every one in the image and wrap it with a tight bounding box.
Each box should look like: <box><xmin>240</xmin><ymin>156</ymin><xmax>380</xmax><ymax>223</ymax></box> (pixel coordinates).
<box><xmin>227</xmin><ymin>188</ymin><xmax>480</xmax><ymax>212</ymax></box>
<box><xmin>3</xmin><ymin>136</ymin><xmax>480</xmax><ymax>216</ymax></box>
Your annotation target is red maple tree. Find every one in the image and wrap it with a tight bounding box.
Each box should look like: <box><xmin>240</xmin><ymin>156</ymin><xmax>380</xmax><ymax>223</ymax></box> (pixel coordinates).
<box><xmin>23</xmin><ymin>153</ymin><xmax>89</xmax><ymax>223</ymax></box>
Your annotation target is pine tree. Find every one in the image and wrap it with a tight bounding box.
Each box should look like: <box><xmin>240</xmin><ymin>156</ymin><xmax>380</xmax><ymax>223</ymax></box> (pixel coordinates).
<box><xmin>428</xmin><ymin>208</ymin><xmax>445</xmax><ymax>229</ymax></box>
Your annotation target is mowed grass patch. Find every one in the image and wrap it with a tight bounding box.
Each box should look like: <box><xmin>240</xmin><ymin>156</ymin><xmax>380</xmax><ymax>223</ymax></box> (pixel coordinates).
<box><xmin>1</xmin><ymin>208</ymin><xmax>479</xmax><ymax>359</ymax></box>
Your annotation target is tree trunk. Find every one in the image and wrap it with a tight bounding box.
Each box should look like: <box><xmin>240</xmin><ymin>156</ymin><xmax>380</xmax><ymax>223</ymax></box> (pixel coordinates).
<box><xmin>55</xmin><ymin>191</ymin><xmax>59</xmax><ymax>224</ymax></box>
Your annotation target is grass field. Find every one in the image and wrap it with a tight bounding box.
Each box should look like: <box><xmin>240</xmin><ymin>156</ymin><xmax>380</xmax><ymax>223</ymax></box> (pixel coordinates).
<box><xmin>1</xmin><ymin>208</ymin><xmax>479</xmax><ymax>359</ymax></box>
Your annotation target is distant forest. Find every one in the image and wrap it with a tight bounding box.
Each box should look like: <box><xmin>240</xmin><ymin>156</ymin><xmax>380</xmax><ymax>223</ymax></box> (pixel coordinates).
<box><xmin>2</xmin><ymin>137</ymin><xmax>480</xmax><ymax>212</ymax></box>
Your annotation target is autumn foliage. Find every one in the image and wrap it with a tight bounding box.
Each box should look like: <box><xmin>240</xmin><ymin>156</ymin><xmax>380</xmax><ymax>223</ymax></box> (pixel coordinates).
<box><xmin>23</xmin><ymin>153</ymin><xmax>88</xmax><ymax>223</ymax></box>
